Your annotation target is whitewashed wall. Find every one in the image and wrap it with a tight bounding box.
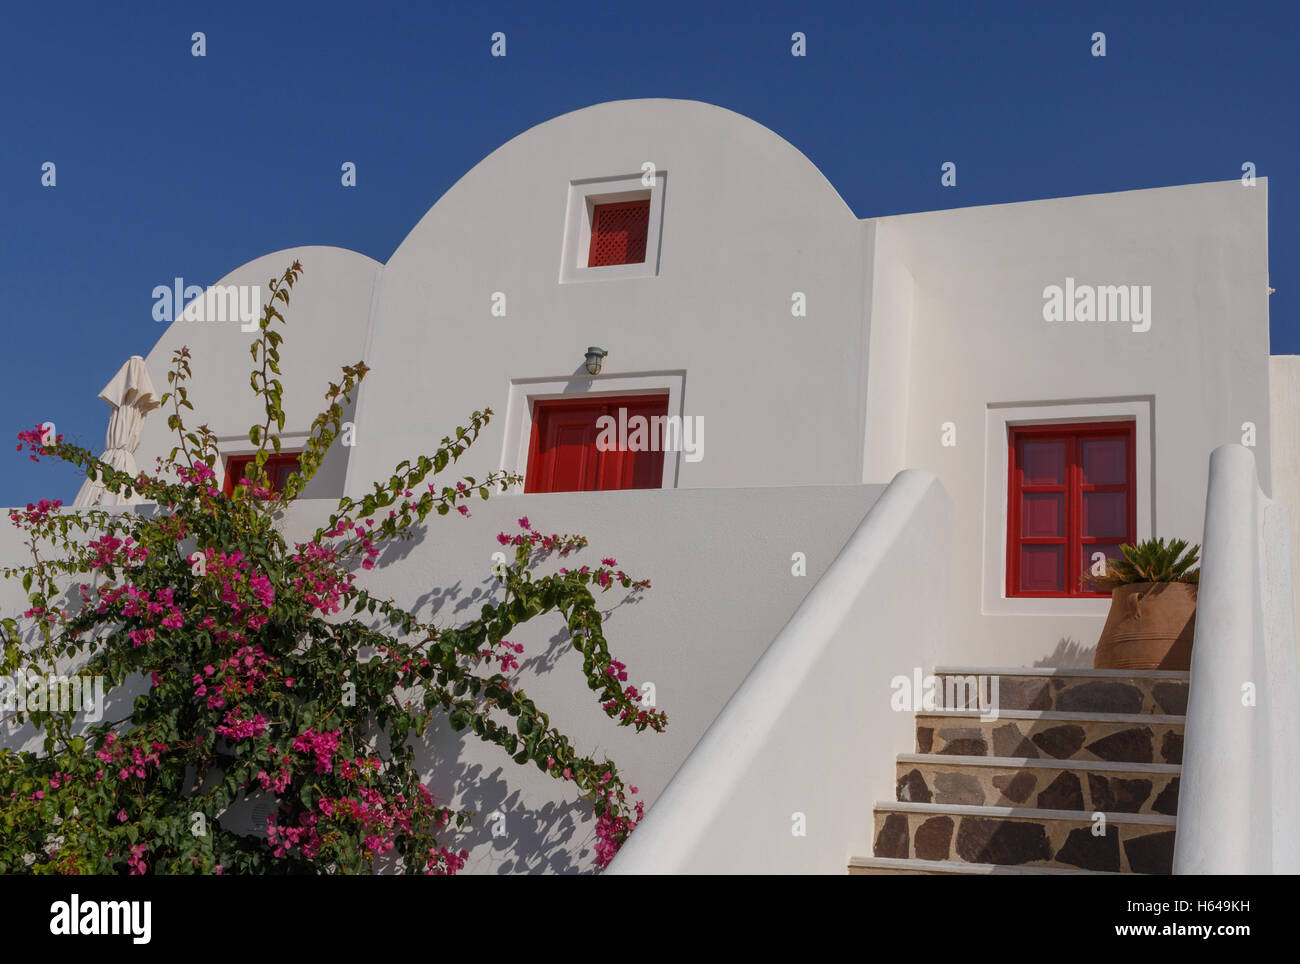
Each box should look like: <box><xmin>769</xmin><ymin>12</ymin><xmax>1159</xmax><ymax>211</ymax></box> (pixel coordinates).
<box><xmin>111</xmin><ymin>101</ymin><xmax>1278</xmax><ymax>675</ymax></box>
<box><xmin>350</xmin><ymin>99</ymin><xmax>871</xmax><ymax>495</ymax></box>
<box><xmin>133</xmin><ymin>245</ymin><xmax>381</xmax><ymax>498</ymax></box>
<box><xmin>1269</xmin><ymin>355</ymin><xmax>1300</xmax><ymax>655</ymax></box>
<box><xmin>609</xmin><ymin>470</ymin><xmax>951</xmax><ymax>874</ymax></box>
<box><xmin>871</xmin><ymin>180</ymin><xmax>1272</xmax><ymax>667</ymax></box>
<box><xmin>0</xmin><ymin>485</ymin><xmax>885</xmax><ymax>873</ymax></box>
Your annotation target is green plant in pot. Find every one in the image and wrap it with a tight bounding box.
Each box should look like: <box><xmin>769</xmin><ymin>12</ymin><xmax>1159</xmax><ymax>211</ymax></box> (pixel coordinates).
<box><xmin>1085</xmin><ymin>538</ymin><xmax>1200</xmax><ymax>671</ymax></box>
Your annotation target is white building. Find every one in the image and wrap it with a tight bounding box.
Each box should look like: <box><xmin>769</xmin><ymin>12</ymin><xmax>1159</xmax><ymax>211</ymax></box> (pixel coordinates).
<box><xmin>11</xmin><ymin>99</ymin><xmax>1299</xmax><ymax>874</ymax></box>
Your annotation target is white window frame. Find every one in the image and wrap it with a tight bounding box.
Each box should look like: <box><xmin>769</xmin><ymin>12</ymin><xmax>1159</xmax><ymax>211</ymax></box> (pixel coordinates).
<box><xmin>981</xmin><ymin>398</ymin><xmax>1154</xmax><ymax>615</ymax></box>
<box><xmin>499</xmin><ymin>371</ymin><xmax>687</xmax><ymax>491</ymax></box>
<box><xmin>558</xmin><ymin>171</ymin><xmax>666</xmax><ymax>283</ymax></box>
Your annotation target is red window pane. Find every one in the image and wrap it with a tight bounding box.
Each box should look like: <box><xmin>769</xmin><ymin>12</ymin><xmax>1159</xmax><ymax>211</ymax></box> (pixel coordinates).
<box><xmin>1020</xmin><ymin>441</ymin><xmax>1066</xmax><ymax>485</ymax></box>
<box><xmin>1020</xmin><ymin>545</ymin><xmax>1064</xmax><ymax>592</ymax></box>
<box><xmin>1082</xmin><ymin>491</ymin><xmax>1126</xmax><ymax>538</ymax></box>
<box><xmin>588</xmin><ymin>201</ymin><xmax>650</xmax><ymax>267</ymax></box>
<box><xmin>1082</xmin><ymin>543</ymin><xmax>1125</xmax><ymax>582</ymax></box>
<box><xmin>1021</xmin><ymin>492</ymin><xmax>1064</xmax><ymax>538</ymax></box>
<box><xmin>1082</xmin><ymin>439</ymin><xmax>1127</xmax><ymax>485</ymax></box>
<box><xmin>271</xmin><ymin>462</ymin><xmax>297</xmax><ymax>491</ymax></box>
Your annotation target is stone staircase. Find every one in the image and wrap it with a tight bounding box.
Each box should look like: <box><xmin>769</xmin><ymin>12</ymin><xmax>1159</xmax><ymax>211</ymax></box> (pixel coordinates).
<box><xmin>849</xmin><ymin>667</ymin><xmax>1189</xmax><ymax>875</ymax></box>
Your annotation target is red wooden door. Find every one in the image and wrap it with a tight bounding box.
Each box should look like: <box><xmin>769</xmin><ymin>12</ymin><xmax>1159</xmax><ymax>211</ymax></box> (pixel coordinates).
<box><xmin>525</xmin><ymin>396</ymin><xmax>668</xmax><ymax>493</ymax></box>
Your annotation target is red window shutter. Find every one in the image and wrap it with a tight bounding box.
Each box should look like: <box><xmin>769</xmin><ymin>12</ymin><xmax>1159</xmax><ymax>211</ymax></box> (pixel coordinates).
<box><xmin>525</xmin><ymin>395</ymin><xmax>669</xmax><ymax>493</ymax></box>
<box><xmin>594</xmin><ymin>398</ymin><xmax>667</xmax><ymax>490</ymax></box>
<box><xmin>526</xmin><ymin>403</ymin><xmax>602</xmax><ymax>493</ymax></box>
<box><xmin>588</xmin><ymin>200</ymin><xmax>650</xmax><ymax>267</ymax></box>
<box><xmin>1007</xmin><ymin>422</ymin><xmax>1135</xmax><ymax>598</ymax></box>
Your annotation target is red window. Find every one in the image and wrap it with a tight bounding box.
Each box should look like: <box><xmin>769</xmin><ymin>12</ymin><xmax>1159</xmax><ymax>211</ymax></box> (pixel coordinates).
<box><xmin>525</xmin><ymin>396</ymin><xmax>668</xmax><ymax>493</ymax></box>
<box><xmin>1007</xmin><ymin>422</ymin><xmax>1135</xmax><ymax>597</ymax></box>
<box><xmin>587</xmin><ymin>200</ymin><xmax>650</xmax><ymax>267</ymax></box>
<box><xmin>223</xmin><ymin>453</ymin><xmax>301</xmax><ymax>497</ymax></box>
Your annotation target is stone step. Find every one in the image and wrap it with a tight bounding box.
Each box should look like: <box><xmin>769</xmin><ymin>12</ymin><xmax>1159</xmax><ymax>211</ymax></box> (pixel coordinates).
<box><xmin>848</xmin><ymin>855</ymin><xmax>1121</xmax><ymax>875</ymax></box>
<box><xmin>895</xmin><ymin>754</ymin><xmax>1181</xmax><ymax>815</ymax></box>
<box><xmin>871</xmin><ymin>801</ymin><xmax>1177</xmax><ymax>874</ymax></box>
<box><xmin>915</xmin><ymin>709</ymin><xmax>1184</xmax><ymax>765</ymax></box>
<box><xmin>932</xmin><ymin>666</ymin><xmax>1189</xmax><ymax>715</ymax></box>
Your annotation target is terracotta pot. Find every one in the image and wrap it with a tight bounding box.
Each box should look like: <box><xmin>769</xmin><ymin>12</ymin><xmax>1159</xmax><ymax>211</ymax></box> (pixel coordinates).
<box><xmin>1093</xmin><ymin>582</ymin><xmax>1197</xmax><ymax>671</ymax></box>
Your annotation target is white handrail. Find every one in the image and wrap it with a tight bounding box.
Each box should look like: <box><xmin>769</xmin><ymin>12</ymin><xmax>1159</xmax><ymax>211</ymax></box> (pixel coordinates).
<box><xmin>607</xmin><ymin>469</ymin><xmax>952</xmax><ymax>874</ymax></box>
<box><xmin>1174</xmin><ymin>445</ymin><xmax>1300</xmax><ymax>873</ymax></box>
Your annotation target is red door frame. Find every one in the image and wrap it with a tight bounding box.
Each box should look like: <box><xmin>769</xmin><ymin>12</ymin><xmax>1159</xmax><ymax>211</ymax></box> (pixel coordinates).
<box><xmin>1006</xmin><ymin>421</ymin><xmax>1136</xmax><ymax>598</ymax></box>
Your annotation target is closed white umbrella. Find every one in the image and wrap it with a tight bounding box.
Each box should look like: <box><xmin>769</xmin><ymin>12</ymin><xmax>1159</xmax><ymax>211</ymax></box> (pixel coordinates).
<box><xmin>73</xmin><ymin>355</ymin><xmax>161</xmax><ymax>507</ymax></box>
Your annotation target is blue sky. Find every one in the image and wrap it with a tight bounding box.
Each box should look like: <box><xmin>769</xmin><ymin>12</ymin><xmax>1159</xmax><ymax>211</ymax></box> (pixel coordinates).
<box><xmin>1</xmin><ymin>0</ymin><xmax>1296</xmax><ymax>506</ymax></box>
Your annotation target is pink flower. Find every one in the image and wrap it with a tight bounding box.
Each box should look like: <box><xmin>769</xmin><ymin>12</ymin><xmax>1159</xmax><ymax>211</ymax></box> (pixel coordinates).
<box><xmin>292</xmin><ymin>728</ymin><xmax>341</xmax><ymax>774</ymax></box>
<box><xmin>127</xmin><ymin>842</ymin><xmax>148</xmax><ymax>875</ymax></box>
<box><xmin>118</xmin><ymin>810</ymin><xmax>128</xmax><ymax>822</ymax></box>
<box><xmin>215</xmin><ymin>711</ymin><xmax>268</xmax><ymax>741</ymax></box>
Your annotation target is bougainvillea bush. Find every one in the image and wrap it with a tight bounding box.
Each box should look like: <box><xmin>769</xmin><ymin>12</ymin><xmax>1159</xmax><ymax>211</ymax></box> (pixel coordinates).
<box><xmin>0</xmin><ymin>261</ymin><xmax>665</xmax><ymax>874</ymax></box>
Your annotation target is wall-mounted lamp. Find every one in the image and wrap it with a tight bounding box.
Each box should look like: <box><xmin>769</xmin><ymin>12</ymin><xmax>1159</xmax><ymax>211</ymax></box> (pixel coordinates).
<box><xmin>584</xmin><ymin>347</ymin><xmax>608</xmax><ymax>376</ymax></box>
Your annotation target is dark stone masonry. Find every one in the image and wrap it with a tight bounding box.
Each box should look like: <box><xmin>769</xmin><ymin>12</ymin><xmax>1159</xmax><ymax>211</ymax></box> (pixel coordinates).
<box><xmin>1056</xmin><ymin>826</ymin><xmax>1122</xmax><ymax>872</ymax></box>
<box><xmin>1037</xmin><ymin>772</ymin><xmax>1085</xmax><ymax>811</ymax></box>
<box><xmin>1032</xmin><ymin>724</ymin><xmax>1087</xmax><ymax>759</ymax></box>
<box><xmin>955</xmin><ymin>818</ymin><xmax>1053</xmax><ymax>865</ymax></box>
<box><xmin>1086</xmin><ymin>727</ymin><xmax>1153</xmax><ymax>763</ymax></box>
<box><xmin>913</xmin><ymin>816</ymin><xmax>954</xmax><ymax>860</ymax></box>
<box><xmin>1058</xmin><ymin>681</ymin><xmax>1144</xmax><ymax>714</ymax></box>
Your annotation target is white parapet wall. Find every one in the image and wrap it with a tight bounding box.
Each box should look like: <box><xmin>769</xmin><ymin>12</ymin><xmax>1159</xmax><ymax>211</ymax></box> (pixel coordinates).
<box><xmin>607</xmin><ymin>469</ymin><xmax>952</xmax><ymax>874</ymax></box>
<box><xmin>1174</xmin><ymin>445</ymin><xmax>1300</xmax><ymax>874</ymax></box>
<box><xmin>1269</xmin><ymin>355</ymin><xmax>1300</xmax><ymax>656</ymax></box>
<box><xmin>0</xmin><ymin>484</ymin><xmax>886</xmax><ymax>873</ymax></box>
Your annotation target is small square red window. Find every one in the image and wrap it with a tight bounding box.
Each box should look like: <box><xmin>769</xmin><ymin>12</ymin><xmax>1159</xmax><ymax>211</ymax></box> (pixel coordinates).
<box><xmin>588</xmin><ymin>200</ymin><xmax>650</xmax><ymax>267</ymax></box>
<box><xmin>1007</xmin><ymin>422</ymin><xmax>1135</xmax><ymax>597</ymax></box>
<box><xmin>223</xmin><ymin>453</ymin><xmax>301</xmax><ymax>497</ymax></box>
